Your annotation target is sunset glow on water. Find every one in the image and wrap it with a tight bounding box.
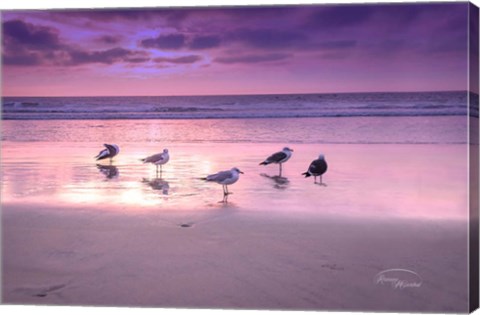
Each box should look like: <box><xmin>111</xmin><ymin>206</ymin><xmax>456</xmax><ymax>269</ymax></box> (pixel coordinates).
<box><xmin>1</xmin><ymin>118</ymin><xmax>469</xmax><ymax>220</ymax></box>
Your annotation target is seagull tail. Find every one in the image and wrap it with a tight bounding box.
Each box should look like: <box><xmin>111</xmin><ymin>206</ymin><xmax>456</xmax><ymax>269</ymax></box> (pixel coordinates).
<box><xmin>199</xmin><ymin>177</ymin><xmax>208</xmax><ymax>181</ymax></box>
<box><xmin>259</xmin><ymin>161</ymin><xmax>269</xmax><ymax>165</ymax></box>
<box><xmin>302</xmin><ymin>172</ymin><xmax>311</xmax><ymax>178</ymax></box>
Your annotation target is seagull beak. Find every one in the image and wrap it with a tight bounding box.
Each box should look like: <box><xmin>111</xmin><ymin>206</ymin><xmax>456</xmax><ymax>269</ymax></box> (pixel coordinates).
<box><xmin>239</xmin><ymin>171</ymin><xmax>244</xmax><ymax>174</ymax></box>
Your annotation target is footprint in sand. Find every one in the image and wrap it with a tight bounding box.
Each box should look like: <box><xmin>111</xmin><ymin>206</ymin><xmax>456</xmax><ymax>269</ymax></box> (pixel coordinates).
<box><xmin>321</xmin><ymin>263</ymin><xmax>344</xmax><ymax>271</ymax></box>
<box><xmin>16</xmin><ymin>283</ymin><xmax>67</xmax><ymax>298</ymax></box>
<box><xmin>179</xmin><ymin>223</ymin><xmax>194</xmax><ymax>228</ymax></box>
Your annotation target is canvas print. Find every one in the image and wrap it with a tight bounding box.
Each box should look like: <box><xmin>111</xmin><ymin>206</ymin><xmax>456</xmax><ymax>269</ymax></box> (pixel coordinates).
<box><xmin>1</xmin><ymin>1</ymin><xmax>479</xmax><ymax>313</ymax></box>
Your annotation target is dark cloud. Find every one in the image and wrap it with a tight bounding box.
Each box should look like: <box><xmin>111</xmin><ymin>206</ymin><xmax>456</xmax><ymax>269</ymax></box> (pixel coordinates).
<box><xmin>125</xmin><ymin>57</ymin><xmax>151</xmax><ymax>63</ymax></box>
<box><xmin>69</xmin><ymin>10</ymin><xmax>152</xmax><ymax>21</ymax></box>
<box><xmin>153</xmin><ymin>55</ymin><xmax>202</xmax><ymax>64</ymax></box>
<box><xmin>307</xmin><ymin>5</ymin><xmax>374</xmax><ymax>30</ymax></box>
<box><xmin>2</xmin><ymin>19</ymin><xmax>151</xmax><ymax>67</ymax></box>
<box><xmin>3</xmin><ymin>19</ymin><xmax>61</xmax><ymax>51</ymax></box>
<box><xmin>215</xmin><ymin>53</ymin><xmax>291</xmax><ymax>64</ymax></box>
<box><xmin>315</xmin><ymin>40</ymin><xmax>357</xmax><ymax>50</ymax></box>
<box><xmin>48</xmin><ymin>9</ymin><xmax>190</xmax><ymax>23</ymax></box>
<box><xmin>189</xmin><ymin>35</ymin><xmax>222</xmax><ymax>50</ymax></box>
<box><xmin>2</xmin><ymin>52</ymin><xmax>41</xmax><ymax>66</ymax></box>
<box><xmin>426</xmin><ymin>34</ymin><xmax>467</xmax><ymax>54</ymax></box>
<box><xmin>97</xmin><ymin>35</ymin><xmax>122</xmax><ymax>44</ymax></box>
<box><xmin>67</xmin><ymin>47</ymin><xmax>136</xmax><ymax>65</ymax></box>
<box><xmin>221</xmin><ymin>6</ymin><xmax>299</xmax><ymax>19</ymax></box>
<box><xmin>141</xmin><ymin>34</ymin><xmax>186</xmax><ymax>50</ymax></box>
<box><xmin>320</xmin><ymin>52</ymin><xmax>350</xmax><ymax>60</ymax></box>
<box><xmin>228</xmin><ymin>28</ymin><xmax>308</xmax><ymax>49</ymax></box>
<box><xmin>44</xmin><ymin>9</ymin><xmax>192</xmax><ymax>31</ymax></box>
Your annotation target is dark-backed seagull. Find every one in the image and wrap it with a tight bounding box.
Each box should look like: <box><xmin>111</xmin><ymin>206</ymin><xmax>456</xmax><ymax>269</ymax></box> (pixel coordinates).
<box><xmin>302</xmin><ymin>154</ymin><xmax>328</xmax><ymax>185</ymax></box>
<box><xmin>141</xmin><ymin>148</ymin><xmax>170</xmax><ymax>174</ymax></box>
<box><xmin>95</xmin><ymin>144</ymin><xmax>119</xmax><ymax>163</ymax></box>
<box><xmin>259</xmin><ymin>147</ymin><xmax>293</xmax><ymax>176</ymax></box>
<box><xmin>202</xmin><ymin>167</ymin><xmax>244</xmax><ymax>196</ymax></box>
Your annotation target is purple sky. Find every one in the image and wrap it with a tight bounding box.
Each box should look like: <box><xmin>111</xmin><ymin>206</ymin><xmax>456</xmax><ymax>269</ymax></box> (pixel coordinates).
<box><xmin>1</xmin><ymin>3</ymin><xmax>470</xmax><ymax>96</ymax></box>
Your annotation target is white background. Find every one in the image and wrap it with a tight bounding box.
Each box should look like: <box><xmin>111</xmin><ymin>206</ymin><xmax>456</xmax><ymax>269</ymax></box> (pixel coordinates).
<box><xmin>0</xmin><ymin>0</ymin><xmax>479</xmax><ymax>315</ymax></box>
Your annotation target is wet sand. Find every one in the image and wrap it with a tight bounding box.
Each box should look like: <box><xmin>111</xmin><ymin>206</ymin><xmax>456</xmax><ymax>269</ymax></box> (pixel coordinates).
<box><xmin>2</xmin><ymin>204</ymin><xmax>468</xmax><ymax>312</ymax></box>
<box><xmin>1</xmin><ymin>141</ymin><xmax>470</xmax><ymax>312</ymax></box>
<box><xmin>1</xmin><ymin>142</ymin><xmax>468</xmax><ymax>219</ymax></box>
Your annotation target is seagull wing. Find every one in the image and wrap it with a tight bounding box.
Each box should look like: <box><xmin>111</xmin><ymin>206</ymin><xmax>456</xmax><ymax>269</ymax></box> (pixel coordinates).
<box><xmin>142</xmin><ymin>153</ymin><xmax>164</xmax><ymax>163</ymax></box>
<box><xmin>266</xmin><ymin>151</ymin><xmax>287</xmax><ymax>163</ymax></box>
<box><xmin>206</xmin><ymin>170</ymin><xmax>233</xmax><ymax>182</ymax></box>
<box><xmin>95</xmin><ymin>148</ymin><xmax>110</xmax><ymax>160</ymax></box>
<box><xmin>104</xmin><ymin>144</ymin><xmax>118</xmax><ymax>156</ymax></box>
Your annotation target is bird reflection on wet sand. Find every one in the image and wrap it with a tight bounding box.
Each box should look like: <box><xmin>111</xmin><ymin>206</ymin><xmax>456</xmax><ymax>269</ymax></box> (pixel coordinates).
<box><xmin>260</xmin><ymin>173</ymin><xmax>290</xmax><ymax>190</ymax></box>
<box><xmin>142</xmin><ymin>177</ymin><xmax>170</xmax><ymax>195</ymax></box>
<box><xmin>96</xmin><ymin>164</ymin><xmax>119</xmax><ymax>179</ymax></box>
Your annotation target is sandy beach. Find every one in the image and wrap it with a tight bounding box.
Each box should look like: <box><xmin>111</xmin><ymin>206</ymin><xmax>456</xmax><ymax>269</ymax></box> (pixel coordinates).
<box><xmin>2</xmin><ymin>204</ymin><xmax>468</xmax><ymax>312</ymax></box>
<box><xmin>1</xmin><ymin>138</ymin><xmax>470</xmax><ymax>312</ymax></box>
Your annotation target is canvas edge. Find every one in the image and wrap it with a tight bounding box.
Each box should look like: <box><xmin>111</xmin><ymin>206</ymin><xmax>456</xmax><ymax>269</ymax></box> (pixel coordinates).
<box><xmin>0</xmin><ymin>10</ymin><xmax>4</xmax><ymax>305</ymax></box>
<box><xmin>468</xmin><ymin>1</ymin><xmax>480</xmax><ymax>313</ymax></box>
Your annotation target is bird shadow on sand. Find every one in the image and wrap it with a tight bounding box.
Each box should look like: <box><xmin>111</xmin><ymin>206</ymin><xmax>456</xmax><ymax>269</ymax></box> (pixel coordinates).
<box><xmin>176</xmin><ymin>205</ymin><xmax>237</xmax><ymax>228</ymax></box>
<box><xmin>260</xmin><ymin>173</ymin><xmax>290</xmax><ymax>190</ymax></box>
<box><xmin>150</xmin><ymin>204</ymin><xmax>237</xmax><ymax>229</ymax></box>
<box><xmin>142</xmin><ymin>177</ymin><xmax>170</xmax><ymax>195</ymax></box>
<box><xmin>14</xmin><ymin>282</ymin><xmax>69</xmax><ymax>299</ymax></box>
<box><xmin>96</xmin><ymin>164</ymin><xmax>119</xmax><ymax>179</ymax></box>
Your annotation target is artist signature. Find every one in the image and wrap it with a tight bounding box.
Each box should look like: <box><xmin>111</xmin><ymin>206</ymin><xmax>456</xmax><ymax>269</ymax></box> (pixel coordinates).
<box><xmin>374</xmin><ymin>269</ymin><xmax>423</xmax><ymax>289</ymax></box>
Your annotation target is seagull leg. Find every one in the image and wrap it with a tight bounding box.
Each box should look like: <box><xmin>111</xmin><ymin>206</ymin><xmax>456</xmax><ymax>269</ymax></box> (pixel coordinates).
<box><xmin>219</xmin><ymin>186</ymin><xmax>228</xmax><ymax>203</ymax></box>
<box><xmin>314</xmin><ymin>176</ymin><xmax>317</xmax><ymax>184</ymax></box>
<box><xmin>279</xmin><ymin>163</ymin><xmax>282</xmax><ymax>177</ymax></box>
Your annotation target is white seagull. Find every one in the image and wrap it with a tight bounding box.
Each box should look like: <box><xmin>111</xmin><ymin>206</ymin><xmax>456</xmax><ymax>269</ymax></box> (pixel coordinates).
<box><xmin>141</xmin><ymin>148</ymin><xmax>170</xmax><ymax>174</ymax></box>
<box><xmin>202</xmin><ymin>167</ymin><xmax>244</xmax><ymax>196</ymax></box>
<box><xmin>302</xmin><ymin>154</ymin><xmax>328</xmax><ymax>185</ymax></box>
<box><xmin>259</xmin><ymin>147</ymin><xmax>293</xmax><ymax>176</ymax></box>
<box><xmin>95</xmin><ymin>144</ymin><xmax>119</xmax><ymax>163</ymax></box>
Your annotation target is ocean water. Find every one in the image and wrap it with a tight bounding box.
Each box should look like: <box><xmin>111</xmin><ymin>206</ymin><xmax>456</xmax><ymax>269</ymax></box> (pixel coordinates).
<box><xmin>2</xmin><ymin>91</ymin><xmax>475</xmax><ymax>120</ymax></box>
<box><xmin>1</xmin><ymin>91</ymin><xmax>475</xmax><ymax>144</ymax></box>
<box><xmin>0</xmin><ymin>91</ymin><xmax>473</xmax><ymax>218</ymax></box>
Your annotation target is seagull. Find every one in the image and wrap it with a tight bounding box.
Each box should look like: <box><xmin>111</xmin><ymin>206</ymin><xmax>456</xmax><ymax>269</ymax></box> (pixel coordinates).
<box><xmin>302</xmin><ymin>154</ymin><xmax>328</xmax><ymax>185</ymax></box>
<box><xmin>259</xmin><ymin>147</ymin><xmax>293</xmax><ymax>176</ymax></box>
<box><xmin>95</xmin><ymin>144</ymin><xmax>119</xmax><ymax>163</ymax></box>
<box><xmin>141</xmin><ymin>148</ymin><xmax>170</xmax><ymax>175</ymax></box>
<box><xmin>202</xmin><ymin>167</ymin><xmax>244</xmax><ymax>196</ymax></box>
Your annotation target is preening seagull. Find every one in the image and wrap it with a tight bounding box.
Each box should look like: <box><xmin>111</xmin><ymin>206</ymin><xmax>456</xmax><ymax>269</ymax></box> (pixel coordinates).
<box><xmin>202</xmin><ymin>167</ymin><xmax>244</xmax><ymax>196</ymax></box>
<box><xmin>95</xmin><ymin>144</ymin><xmax>119</xmax><ymax>163</ymax></box>
<box><xmin>302</xmin><ymin>154</ymin><xmax>328</xmax><ymax>185</ymax></box>
<box><xmin>259</xmin><ymin>147</ymin><xmax>293</xmax><ymax>176</ymax></box>
<box><xmin>141</xmin><ymin>148</ymin><xmax>170</xmax><ymax>174</ymax></box>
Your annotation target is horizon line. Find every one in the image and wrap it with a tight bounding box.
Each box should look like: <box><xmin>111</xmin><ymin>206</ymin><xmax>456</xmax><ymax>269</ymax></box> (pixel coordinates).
<box><xmin>1</xmin><ymin>89</ymin><xmax>472</xmax><ymax>98</ymax></box>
